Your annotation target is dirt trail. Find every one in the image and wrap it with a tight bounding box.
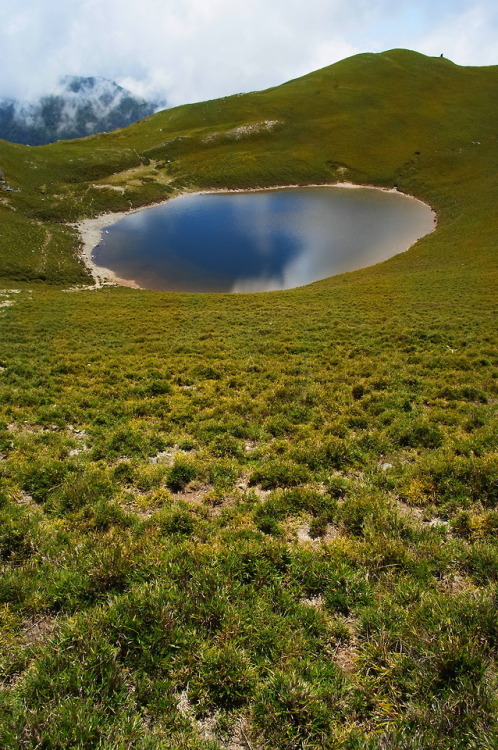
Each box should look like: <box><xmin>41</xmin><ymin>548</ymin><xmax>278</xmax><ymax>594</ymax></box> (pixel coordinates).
<box><xmin>36</xmin><ymin>223</ymin><xmax>52</xmax><ymax>274</ymax></box>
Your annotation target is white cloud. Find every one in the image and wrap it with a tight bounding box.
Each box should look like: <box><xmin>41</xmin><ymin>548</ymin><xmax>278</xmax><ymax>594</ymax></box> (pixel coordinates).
<box><xmin>414</xmin><ymin>4</ymin><xmax>498</xmax><ymax>66</ymax></box>
<box><xmin>0</xmin><ymin>0</ymin><xmax>496</xmax><ymax>105</ymax></box>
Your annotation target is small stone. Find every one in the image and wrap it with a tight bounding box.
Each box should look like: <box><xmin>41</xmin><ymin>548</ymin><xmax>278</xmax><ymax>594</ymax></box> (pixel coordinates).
<box><xmin>148</xmin><ymin>450</ymin><xmax>174</xmax><ymax>465</ymax></box>
<box><xmin>381</xmin><ymin>462</ymin><xmax>393</xmax><ymax>471</ymax></box>
<box><xmin>429</xmin><ymin>518</ymin><xmax>449</xmax><ymax>528</ymax></box>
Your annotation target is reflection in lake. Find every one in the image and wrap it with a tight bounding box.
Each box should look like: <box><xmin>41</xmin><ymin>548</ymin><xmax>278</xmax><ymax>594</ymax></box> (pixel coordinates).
<box><xmin>92</xmin><ymin>186</ymin><xmax>435</xmax><ymax>293</ymax></box>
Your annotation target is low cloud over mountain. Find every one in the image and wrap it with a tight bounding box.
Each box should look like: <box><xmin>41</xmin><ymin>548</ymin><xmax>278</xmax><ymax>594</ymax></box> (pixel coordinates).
<box><xmin>0</xmin><ymin>76</ymin><xmax>163</xmax><ymax>145</ymax></box>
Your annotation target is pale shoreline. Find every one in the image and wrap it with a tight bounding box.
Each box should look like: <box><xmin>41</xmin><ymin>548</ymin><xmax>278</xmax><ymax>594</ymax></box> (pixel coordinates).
<box><xmin>69</xmin><ymin>183</ymin><xmax>436</xmax><ymax>290</ymax></box>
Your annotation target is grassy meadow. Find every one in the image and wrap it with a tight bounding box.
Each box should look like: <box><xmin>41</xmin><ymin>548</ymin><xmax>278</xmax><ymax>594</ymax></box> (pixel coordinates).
<box><xmin>0</xmin><ymin>49</ymin><xmax>497</xmax><ymax>748</ymax></box>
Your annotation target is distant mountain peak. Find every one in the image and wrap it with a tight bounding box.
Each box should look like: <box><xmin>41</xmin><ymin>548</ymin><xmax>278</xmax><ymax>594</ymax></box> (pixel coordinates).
<box><xmin>0</xmin><ymin>76</ymin><xmax>165</xmax><ymax>145</ymax></box>
<box><xmin>62</xmin><ymin>75</ymin><xmax>103</xmax><ymax>93</ymax></box>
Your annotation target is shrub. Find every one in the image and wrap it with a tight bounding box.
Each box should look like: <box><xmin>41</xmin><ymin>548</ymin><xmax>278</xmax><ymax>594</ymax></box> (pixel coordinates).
<box><xmin>352</xmin><ymin>384</ymin><xmax>367</xmax><ymax>400</ymax></box>
<box><xmin>190</xmin><ymin>645</ymin><xmax>256</xmax><ymax>710</ymax></box>
<box><xmin>140</xmin><ymin>379</ymin><xmax>172</xmax><ymax>397</ymax></box>
<box><xmin>159</xmin><ymin>509</ymin><xmax>196</xmax><ymax>537</ymax></box>
<box><xmin>253</xmin><ymin>488</ymin><xmax>333</xmax><ymax>524</ymax></box>
<box><xmin>257</xmin><ymin>516</ymin><xmax>283</xmax><ymax>536</ymax></box>
<box><xmin>0</xmin><ymin>507</ymin><xmax>37</xmax><ymax>562</ymax></box>
<box><xmin>93</xmin><ymin>426</ymin><xmax>164</xmax><ymax>459</ymax></box>
<box><xmin>167</xmin><ymin>460</ymin><xmax>197</xmax><ymax>492</ymax></box>
<box><xmin>51</xmin><ymin>466</ymin><xmax>115</xmax><ymax>513</ymax></box>
<box><xmin>249</xmin><ymin>461</ymin><xmax>308</xmax><ymax>489</ymax></box>
<box><xmin>22</xmin><ymin>459</ymin><xmax>75</xmax><ymax>504</ymax></box>
<box><xmin>83</xmin><ymin>500</ymin><xmax>132</xmax><ymax>531</ymax></box>
<box><xmin>208</xmin><ymin>460</ymin><xmax>238</xmax><ymax>491</ymax></box>
<box><xmin>253</xmin><ymin>672</ymin><xmax>335</xmax><ymax>749</ymax></box>
<box><xmin>392</xmin><ymin>420</ymin><xmax>444</xmax><ymax>449</ymax></box>
<box><xmin>208</xmin><ymin>433</ymin><xmax>243</xmax><ymax>458</ymax></box>
<box><xmin>326</xmin><ymin>476</ymin><xmax>349</xmax><ymax>499</ymax></box>
<box><xmin>309</xmin><ymin>516</ymin><xmax>329</xmax><ymax>538</ymax></box>
<box><xmin>292</xmin><ymin>437</ymin><xmax>356</xmax><ymax>471</ymax></box>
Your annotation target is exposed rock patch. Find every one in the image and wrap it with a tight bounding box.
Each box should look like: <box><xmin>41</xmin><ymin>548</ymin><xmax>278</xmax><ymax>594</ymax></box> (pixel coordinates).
<box><xmin>203</xmin><ymin>120</ymin><xmax>281</xmax><ymax>144</ymax></box>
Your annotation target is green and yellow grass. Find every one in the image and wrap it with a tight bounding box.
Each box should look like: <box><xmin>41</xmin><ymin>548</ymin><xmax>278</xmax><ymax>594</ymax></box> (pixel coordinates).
<box><xmin>0</xmin><ymin>50</ymin><xmax>497</xmax><ymax>749</ymax></box>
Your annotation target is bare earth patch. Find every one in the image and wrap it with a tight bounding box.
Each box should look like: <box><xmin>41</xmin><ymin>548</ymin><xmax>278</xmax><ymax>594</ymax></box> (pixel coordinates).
<box><xmin>172</xmin><ymin>482</ymin><xmax>214</xmax><ymax>508</ymax></box>
<box><xmin>332</xmin><ymin>617</ymin><xmax>360</xmax><ymax>674</ymax></box>
<box><xmin>395</xmin><ymin>499</ymin><xmax>450</xmax><ymax>530</ymax></box>
<box><xmin>0</xmin><ymin>289</ymin><xmax>21</xmax><ymax>311</ymax></box>
<box><xmin>202</xmin><ymin>120</ymin><xmax>281</xmax><ymax>144</ymax></box>
<box><xmin>91</xmin><ymin>184</ymin><xmax>125</xmax><ymax>193</ymax></box>
<box><xmin>295</xmin><ymin>521</ymin><xmax>340</xmax><ymax>546</ymax></box>
<box><xmin>22</xmin><ymin>615</ymin><xmax>57</xmax><ymax>647</ymax></box>
<box><xmin>176</xmin><ymin>690</ymin><xmax>257</xmax><ymax>750</ymax></box>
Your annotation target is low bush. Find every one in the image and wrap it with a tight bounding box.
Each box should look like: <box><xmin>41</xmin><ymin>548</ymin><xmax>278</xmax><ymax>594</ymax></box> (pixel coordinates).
<box><xmin>249</xmin><ymin>461</ymin><xmax>309</xmax><ymax>489</ymax></box>
<box><xmin>391</xmin><ymin>420</ymin><xmax>444</xmax><ymax>450</ymax></box>
<box><xmin>167</xmin><ymin>460</ymin><xmax>197</xmax><ymax>492</ymax></box>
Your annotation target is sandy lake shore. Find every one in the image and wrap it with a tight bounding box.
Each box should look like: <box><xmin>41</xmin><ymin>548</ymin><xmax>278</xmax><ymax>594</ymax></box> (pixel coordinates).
<box><xmin>70</xmin><ymin>211</ymin><xmax>142</xmax><ymax>289</ymax></box>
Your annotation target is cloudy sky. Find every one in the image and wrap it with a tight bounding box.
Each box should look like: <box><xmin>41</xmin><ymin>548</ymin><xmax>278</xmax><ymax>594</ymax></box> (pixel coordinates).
<box><xmin>1</xmin><ymin>0</ymin><xmax>497</xmax><ymax>106</ymax></box>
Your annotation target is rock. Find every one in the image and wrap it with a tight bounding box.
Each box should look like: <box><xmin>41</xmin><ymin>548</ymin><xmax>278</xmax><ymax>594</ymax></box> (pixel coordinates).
<box><xmin>428</xmin><ymin>518</ymin><xmax>449</xmax><ymax>528</ymax></box>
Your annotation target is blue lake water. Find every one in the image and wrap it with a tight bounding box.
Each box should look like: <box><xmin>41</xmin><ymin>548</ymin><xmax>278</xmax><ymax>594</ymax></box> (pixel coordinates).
<box><xmin>92</xmin><ymin>186</ymin><xmax>435</xmax><ymax>293</ymax></box>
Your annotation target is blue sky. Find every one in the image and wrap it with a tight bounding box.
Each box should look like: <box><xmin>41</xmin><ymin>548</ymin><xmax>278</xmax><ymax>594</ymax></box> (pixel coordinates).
<box><xmin>1</xmin><ymin>0</ymin><xmax>497</xmax><ymax>105</ymax></box>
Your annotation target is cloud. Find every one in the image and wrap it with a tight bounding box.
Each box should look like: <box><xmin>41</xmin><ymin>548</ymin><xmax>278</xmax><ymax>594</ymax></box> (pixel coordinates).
<box><xmin>0</xmin><ymin>0</ymin><xmax>496</xmax><ymax>106</ymax></box>
<box><xmin>413</xmin><ymin>3</ymin><xmax>498</xmax><ymax>66</ymax></box>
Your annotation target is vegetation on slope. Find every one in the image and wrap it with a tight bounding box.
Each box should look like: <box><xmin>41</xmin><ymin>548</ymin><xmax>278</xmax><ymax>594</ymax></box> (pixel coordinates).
<box><xmin>0</xmin><ymin>50</ymin><xmax>497</xmax><ymax>749</ymax></box>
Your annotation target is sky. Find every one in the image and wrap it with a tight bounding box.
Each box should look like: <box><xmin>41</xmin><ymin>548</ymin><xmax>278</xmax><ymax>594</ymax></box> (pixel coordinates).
<box><xmin>1</xmin><ymin>0</ymin><xmax>497</xmax><ymax>106</ymax></box>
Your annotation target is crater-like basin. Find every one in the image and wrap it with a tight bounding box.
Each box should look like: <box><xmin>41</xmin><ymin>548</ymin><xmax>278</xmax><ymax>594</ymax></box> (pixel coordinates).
<box><xmin>92</xmin><ymin>186</ymin><xmax>435</xmax><ymax>292</ymax></box>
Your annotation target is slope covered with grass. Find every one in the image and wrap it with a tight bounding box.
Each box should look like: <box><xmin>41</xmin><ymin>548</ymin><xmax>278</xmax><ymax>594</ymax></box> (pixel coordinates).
<box><xmin>0</xmin><ymin>50</ymin><xmax>497</xmax><ymax>749</ymax></box>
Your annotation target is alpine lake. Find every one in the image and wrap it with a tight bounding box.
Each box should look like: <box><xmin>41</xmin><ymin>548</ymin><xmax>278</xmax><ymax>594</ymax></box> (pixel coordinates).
<box><xmin>92</xmin><ymin>186</ymin><xmax>435</xmax><ymax>293</ymax></box>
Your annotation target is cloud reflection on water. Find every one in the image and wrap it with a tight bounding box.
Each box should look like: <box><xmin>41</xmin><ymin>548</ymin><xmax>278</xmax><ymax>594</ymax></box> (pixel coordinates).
<box><xmin>95</xmin><ymin>187</ymin><xmax>435</xmax><ymax>293</ymax></box>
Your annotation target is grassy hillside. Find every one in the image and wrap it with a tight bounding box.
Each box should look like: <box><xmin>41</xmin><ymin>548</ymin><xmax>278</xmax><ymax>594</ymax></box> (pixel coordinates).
<box><xmin>1</xmin><ymin>48</ymin><xmax>497</xmax><ymax>285</ymax></box>
<box><xmin>0</xmin><ymin>50</ymin><xmax>497</xmax><ymax>749</ymax></box>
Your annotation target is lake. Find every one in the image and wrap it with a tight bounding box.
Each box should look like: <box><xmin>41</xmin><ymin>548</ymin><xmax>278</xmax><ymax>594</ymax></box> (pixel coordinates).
<box><xmin>92</xmin><ymin>186</ymin><xmax>435</xmax><ymax>293</ymax></box>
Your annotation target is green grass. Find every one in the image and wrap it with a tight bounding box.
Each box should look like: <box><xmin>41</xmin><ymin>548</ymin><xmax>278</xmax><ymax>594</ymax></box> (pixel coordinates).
<box><xmin>0</xmin><ymin>49</ymin><xmax>497</xmax><ymax>748</ymax></box>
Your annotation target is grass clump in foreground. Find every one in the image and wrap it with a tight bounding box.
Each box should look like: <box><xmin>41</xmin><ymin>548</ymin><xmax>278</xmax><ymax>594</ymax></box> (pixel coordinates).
<box><xmin>0</xmin><ymin>49</ymin><xmax>497</xmax><ymax>748</ymax></box>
